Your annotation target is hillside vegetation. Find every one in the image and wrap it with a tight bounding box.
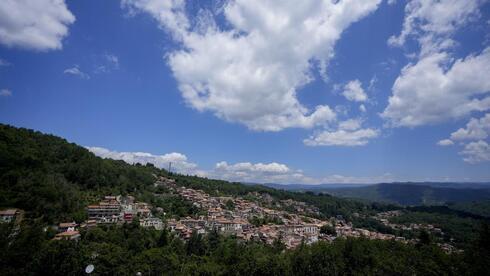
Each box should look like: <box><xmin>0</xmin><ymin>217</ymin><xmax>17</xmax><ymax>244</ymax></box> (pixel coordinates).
<box><xmin>325</xmin><ymin>183</ymin><xmax>490</xmax><ymax>206</ymax></box>
<box><xmin>1</xmin><ymin>124</ymin><xmax>489</xmax><ymax>275</ymax></box>
<box><xmin>0</xmin><ymin>124</ymin><xmax>395</xmax><ymax>224</ymax></box>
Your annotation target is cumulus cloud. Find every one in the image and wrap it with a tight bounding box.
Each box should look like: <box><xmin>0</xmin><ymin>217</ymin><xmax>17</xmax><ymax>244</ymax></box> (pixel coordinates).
<box><xmin>437</xmin><ymin>139</ymin><xmax>454</xmax><ymax>146</ymax></box>
<box><xmin>460</xmin><ymin>140</ymin><xmax>490</xmax><ymax>164</ymax></box>
<box><xmin>86</xmin><ymin>145</ymin><xmax>397</xmax><ymax>184</ymax></box>
<box><xmin>213</xmin><ymin>161</ymin><xmax>300</xmax><ymax>183</ymax></box>
<box><xmin>0</xmin><ymin>0</ymin><xmax>75</xmax><ymax>51</ymax></box>
<box><xmin>304</xmin><ymin>117</ymin><xmax>378</xmax><ymax>147</ymax></box>
<box><xmin>212</xmin><ymin>160</ymin><xmax>394</xmax><ymax>184</ymax></box>
<box><xmin>383</xmin><ymin>0</ymin><xmax>489</xmax><ymax>128</ymax></box>
<box><xmin>0</xmin><ymin>89</ymin><xmax>12</xmax><ymax>97</ymax></box>
<box><xmin>450</xmin><ymin>113</ymin><xmax>490</xmax><ymax>141</ymax></box>
<box><xmin>382</xmin><ymin>48</ymin><xmax>490</xmax><ymax>127</ymax></box>
<box><xmin>64</xmin><ymin>65</ymin><xmax>90</xmax><ymax>79</ymax></box>
<box><xmin>338</xmin><ymin>118</ymin><xmax>363</xmax><ymax>131</ymax></box>
<box><xmin>388</xmin><ymin>0</ymin><xmax>482</xmax><ymax>56</ymax></box>
<box><xmin>87</xmin><ymin>146</ymin><xmax>200</xmax><ymax>175</ymax></box>
<box><xmin>304</xmin><ymin>127</ymin><xmax>379</xmax><ymax>147</ymax></box>
<box><xmin>438</xmin><ymin>114</ymin><xmax>490</xmax><ymax>163</ymax></box>
<box><xmin>359</xmin><ymin>104</ymin><xmax>366</xmax><ymax>113</ymax></box>
<box><xmin>342</xmin><ymin>80</ymin><xmax>367</xmax><ymax>102</ymax></box>
<box><xmin>122</xmin><ymin>0</ymin><xmax>381</xmax><ymax>131</ymax></box>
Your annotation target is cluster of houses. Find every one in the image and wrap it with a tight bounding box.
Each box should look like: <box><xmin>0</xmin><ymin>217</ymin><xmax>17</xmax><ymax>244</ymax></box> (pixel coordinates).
<box><xmin>51</xmin><ymin>195</ymin><xmax>164</xmax><ymax>241</ymax></box>
<box><xmin>154</xmin><ymin>177</ymin><xmax>410</xmax><ymax>248</ymax></box>
<box><xmin>372</xmin><ymin>210</ymin><xmax>462</xmax><ymax>253</ymax></box>
<box><xmin>0</xmin><ymin>177</ymin><xmax>460</xmax><ymax>252</ymax></box>
<box><xmin>85</xmin><ymin>195</ymin><xmax>163</xmax><ymax>230</ymax></box>
<box><xmin>374</xmin><ymin>210</ymin><xmax>443</xmax><ymax>234</ymax></box>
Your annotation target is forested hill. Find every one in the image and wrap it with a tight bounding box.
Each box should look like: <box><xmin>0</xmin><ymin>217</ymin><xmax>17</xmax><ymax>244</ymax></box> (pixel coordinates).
<box><xmin>2</xmin><ymin>124</ymin><xmax>490</xmax><ymax>275</ymax></box>
<box><xmin>0</xmin><ymin>124</ymin><xmax>162</xmax><ymax>223</ymax></box>
<box><xmin>323</xmin><ymin>183</ymin><xmax>490</xmax><ymax>206</ymax></box>
<box><xmin>0</xmin><ymin>123</ymin><xmax>380</xmax><ymax>223</ymax></box>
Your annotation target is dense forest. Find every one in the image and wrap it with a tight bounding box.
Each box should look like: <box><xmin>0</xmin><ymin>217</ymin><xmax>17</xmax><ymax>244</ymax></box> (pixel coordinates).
<box><xmin>1</xmin><ymin>218</ymin><xmax>489</xmax><ymax>275</ymax></box>
<box><xmin>323</xmin><ymin>183</ymin><xmax>490</xmax><ymax>206</ymax></box>
<box><xmin>1</xmin><ymin>123</ymin><xmax>489</xmax><ymax>275</ymax></box>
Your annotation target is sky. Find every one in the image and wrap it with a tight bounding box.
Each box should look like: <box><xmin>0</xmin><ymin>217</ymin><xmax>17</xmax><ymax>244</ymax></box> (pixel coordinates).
<box><xmin>0</xmin><ymin>0</ymin><xmax>490</xmax><ymax>184</ymax></box>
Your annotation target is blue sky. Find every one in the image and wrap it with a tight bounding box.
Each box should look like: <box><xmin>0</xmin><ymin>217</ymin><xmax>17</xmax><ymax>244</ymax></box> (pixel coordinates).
<box><xmin>0</xmin><ymin>0</ymin><xmax>489</xmax><ymax>184</ymax></box>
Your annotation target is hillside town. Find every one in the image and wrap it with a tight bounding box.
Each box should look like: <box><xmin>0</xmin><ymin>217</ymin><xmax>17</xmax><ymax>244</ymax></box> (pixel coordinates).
<box><xmin>64</xmin><ymin>177</ymin><xmax>423</xmax><ymax>248</ymax></box>
<box><xmin>0</xmin><ymin>177</ymin><xmax>460</xmax><ymax>251</ymax></box>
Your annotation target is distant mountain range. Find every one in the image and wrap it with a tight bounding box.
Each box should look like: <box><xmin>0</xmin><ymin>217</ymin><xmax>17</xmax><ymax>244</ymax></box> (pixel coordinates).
<box><xmin>261</xmin><ymin>182</ymin><xmax>490</xmax><ymax>206</ymax></box>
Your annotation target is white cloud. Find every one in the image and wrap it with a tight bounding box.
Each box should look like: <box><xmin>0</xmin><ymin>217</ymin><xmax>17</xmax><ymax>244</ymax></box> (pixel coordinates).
<box><xmin>216</xmin><ymin>161</ymin><xmax>290</xmax><ymax>174</ymax></box>
<box><xmin>86</xmin><ymin>145</ymin><xmax>399</xmax><ymax>184</ymax></box>
<box><xmin>213</xmin><ymin>161</ymin><xmax>296</xmax><ymax>183</ymax></box>
<box><xmin>342</xmin><ymin>79</ymin><xmax>367</xmax><ymax>102</ymax></box>
<box><xmin>212</xmin><ymin>160</ymin><xmax>394</xmax><ymax>184</ymax></box>
<box><xmin>304</xmin><ymin>128</ymin><xmax>379</xmax><ymax>147</ymax></box>
<box><xmin>460</xmin><ymin>140</ymin><xmax>490</xmax><ymax>164</ymax></box>
<box><xmin>382</xmin><ymin>48</ymin><xmax>490</xmax><ymax>127</ymax></box>
<box><xmin>388</xmin><ymin>0</ymin><xmax>482</xmax><ymax>56</ymax></box>
<box><xmin>338</xmin><ymin>118</ymin><xmax>362</xmax><ymax>131</ymax></box>
<box><xmin>359</xmin><ymin>104</ymin><xmax>366</xmax><ymax>113</ymax></box>
<box><xmin>64</xmin><ymin>65</ymin><xmax>90</xmax><ymax>79</ymax></box>
<box><xmin>383</xmin><ymin>0</ymin><xmax>489</xmax><ymax>128</ymax></box>
<box><xmin>86</xmin><ymin>146</ymin><xmax>200</xmax><ymax>175</ymax></box>
<box><xmin>0</xmin><ymin>89</ymin><xmax>12</xmax><ymax>97</ymax></box>
<box><xmin>123</xmin><ymin>0</ymin><xmax>381</xmax><ymax>131</ymax></box>
<box><xmin>450</xmin><ymin>113</ymin><xmax>490</xmax><ymax>141</ymax></box>
<box><xmin>0</xmin><ymin>58</ymin><xmax>10</xmax><ymax>66</ymax></box>
<box><xmin>94</xmin><ymin>53</ymin><xmax>120</xmax><ymax>74</ymax></box>
<box><xmin>437</xmin><ymin>139</ymin><xmax>454</xmax><ymax>146</ymax></box>
<box><xmin>0</xmin><ymin>0</ymin><xmax>75</xmax><ymax>51</ymax></box>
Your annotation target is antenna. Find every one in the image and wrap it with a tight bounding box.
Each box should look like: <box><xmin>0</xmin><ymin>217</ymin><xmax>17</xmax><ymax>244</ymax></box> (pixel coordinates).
<box><xmin>168</xmin><ymin>162</ymin><xmax>172</xmax><ymax>173</ymax></box>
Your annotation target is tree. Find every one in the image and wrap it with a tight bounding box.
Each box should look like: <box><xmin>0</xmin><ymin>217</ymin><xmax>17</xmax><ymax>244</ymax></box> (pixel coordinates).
<box><xmin>157</xmin><ymin>227</ymin><xmax>169</xmax><ymax>247</ymax></box>
<box><xmin>320</xmin><ymin>224</ymin><xmax>337</xmax><ymax>236</ymax></box>
<box><xmin>186</xmin><ymin>231</ymin><xmax>205</xmax><ymax>256</ymax></box>
<box><xmin>225</xmin><ymin>199</ymin><xmax>235</xmax><ymax>210</ymax></box>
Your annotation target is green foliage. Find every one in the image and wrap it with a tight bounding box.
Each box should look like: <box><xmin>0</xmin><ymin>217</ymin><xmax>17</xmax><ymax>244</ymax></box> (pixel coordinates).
<box><xmin>448</xmin><ymin>200</ymin><xmax>490</xmax><ymax>218</ymax></box>
<box><xmin>0</xmin><ymin>124</ymin><xmax>160</xmax><ymax>223</ymax></box>
<box><xmin>1</xmin><ymin>123</ymin><xmax>489</xmax><ymax>274</ymax></box>
<box><xmin>225</xmin><ymin>199</ymin><xmax>235</xmax><ymax>210</ymax></box>
<box><xmin>320</xmin><ymin>224</ymin><xmax>337</xmax><ymax>236</ymax></box>
<box><xmin>1</xmin><ymin>211</ymin><xmax>489</xmax><ymax>275</ymax></box>
<box><xmin>389</xmin><ymin>211</ymin><xmax>484</xmax><ymax>247</ymax></box>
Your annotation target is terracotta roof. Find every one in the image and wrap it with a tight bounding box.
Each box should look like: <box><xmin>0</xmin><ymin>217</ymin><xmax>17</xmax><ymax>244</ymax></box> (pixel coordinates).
<box><xmin>56</xmin><ymin>230</ymin><xmax>80</xmax><ymax>237</ymax></box>
<box><xmin>0</xmin><ymin>209</ymin><xmax>17</xmax><ymax>216</ymax></box>
<box><xmin>59</xmin><ymin>222</ymin><xmax>77</xmax><ymax>228</ymax></box>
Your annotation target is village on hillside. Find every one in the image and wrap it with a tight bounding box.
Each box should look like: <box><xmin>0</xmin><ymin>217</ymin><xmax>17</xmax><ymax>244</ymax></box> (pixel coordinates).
<box><xmin>0</xmin><ymin>176</ymin><xmax>459</xmax><ymax>252</ymax></box>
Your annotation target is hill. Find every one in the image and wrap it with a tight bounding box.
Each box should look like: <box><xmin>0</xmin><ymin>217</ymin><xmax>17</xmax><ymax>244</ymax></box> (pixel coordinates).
<box><xmin>265</xmin><ymin>182</ymin><xmax>490</xmax><ymax>207</ymax></box>
<box><xmin>326</xmin><ymin>183</ymin><xmax>490</xmax><ymax>206</ymax></box>
<box><xmin>1</xmin><ymin>123</ymin><xmax>489</xmax><ymax>275</ymax></box>
<box><xmin>0</xmin><ymin>123</ymin><xmax>384</xmax><ymax>223</ymax></box>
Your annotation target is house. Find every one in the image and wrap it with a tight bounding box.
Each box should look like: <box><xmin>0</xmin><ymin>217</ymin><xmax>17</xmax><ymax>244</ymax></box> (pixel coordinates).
<box><xmin>58</xmin><ymin>222</ymin><xmax>77</xmax><ymax>232</ymax></box>
<box><xmin>81</xmin><ymin>220</ymin><xmax>97</xmax><ymax>229</ymax></box>
<box><xmin>123</xmin><ymin>212</ymin><xmax>134</xmax><ymax>222</ymax></box>
<box><xmin>87</xmin><ymin>203</ymin><xmax>121</xmax><ymax>220</ymax></box>
<box><xmin>0</xmin><ymin>209</ymin><xmax>18</xmax><ymax>223</ymax></box>
<box><xmin>140</xmin><ymin>217</ymin><xmax>163</xmax><ymax>230</ymax></box>
<box><xmin>53</xmin><ymin>230</ymin><xmax>81</xmax><ymax>241</ymax></box>
<box><xmin>303</xmin><ymin>224</ymin><xmax>319</xmax><ymax>235</ymax></box>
